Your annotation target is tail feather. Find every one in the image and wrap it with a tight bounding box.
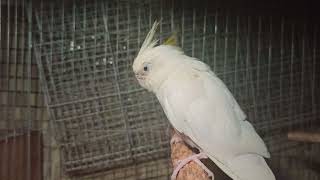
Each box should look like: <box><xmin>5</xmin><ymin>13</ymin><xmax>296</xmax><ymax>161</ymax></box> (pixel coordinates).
<box><xmin>228</xmin><ymin>154</ymin><xmax>276</xmax><ymax>180</ymax></box>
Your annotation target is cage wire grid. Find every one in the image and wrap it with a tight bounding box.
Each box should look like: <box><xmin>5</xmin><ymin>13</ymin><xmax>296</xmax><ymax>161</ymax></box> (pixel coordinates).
<box><xmin>0</xmin><ymin>0</ymin><xmax>319</xmax><ymax>179</ymax></box>
<box><xmin>32</xmin><ymin>0</ymin><xmax>172</xmax><ymax>176</ymax></box>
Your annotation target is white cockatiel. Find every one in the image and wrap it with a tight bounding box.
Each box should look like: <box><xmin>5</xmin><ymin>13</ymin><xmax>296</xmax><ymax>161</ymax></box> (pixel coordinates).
<box><xmin>133</xmin><ymin>21</ymin><xmax>276</xmax><ymax>180</ymax></box>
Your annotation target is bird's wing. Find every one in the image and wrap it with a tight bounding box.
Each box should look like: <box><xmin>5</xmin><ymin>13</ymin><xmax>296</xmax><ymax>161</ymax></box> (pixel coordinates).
<box><xmin>184</xmin><ymin>86</ymin><xmax>274</xmax><ymax>180</ymax></box>
<box><xmin>163</xmin><ymin>69</ymin><xmax>269</xmax><ymax>156</ymax></box>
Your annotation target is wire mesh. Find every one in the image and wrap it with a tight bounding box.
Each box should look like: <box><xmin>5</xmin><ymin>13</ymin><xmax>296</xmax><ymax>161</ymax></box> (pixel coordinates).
<box><xmin>32</xmin><ymin>0</ymin><xmax>170</xmax><ymax>175</ymax></box>
<box><xmin>1</xmin><ymin>0</ymin><xmax>319</xmax><ymax>179</ymax></box>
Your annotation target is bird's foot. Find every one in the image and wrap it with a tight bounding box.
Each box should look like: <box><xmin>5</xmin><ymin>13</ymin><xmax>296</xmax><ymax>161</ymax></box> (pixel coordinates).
<box><xmin>171</xmin><ymin>152</ymin><xmax>214</xmax><ymax>180</ymax></box>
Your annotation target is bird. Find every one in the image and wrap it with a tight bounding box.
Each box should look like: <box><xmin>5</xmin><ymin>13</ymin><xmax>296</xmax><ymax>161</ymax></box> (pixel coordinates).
<box><xmin>132</xmin><ymin>21</ymin><xmax>276</xmax><ymax>180</ymax></box>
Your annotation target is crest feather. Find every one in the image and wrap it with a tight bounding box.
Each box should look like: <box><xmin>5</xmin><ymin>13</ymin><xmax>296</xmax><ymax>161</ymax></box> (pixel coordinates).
<box><xmin>138</xmin><ymin>21</ymin><xmax>159</xmax><ymax>56</ymax></box>
<box><xmin>163</xmin><ymin>32</ymin><xmax>178</xmax><ymax>46</ymax></box>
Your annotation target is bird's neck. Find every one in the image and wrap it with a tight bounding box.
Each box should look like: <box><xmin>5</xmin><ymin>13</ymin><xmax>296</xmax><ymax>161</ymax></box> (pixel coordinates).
<box><xmin>151</xmin><ymin>61</ymin><xmax>186</xmax><ymax>94</ymax></box>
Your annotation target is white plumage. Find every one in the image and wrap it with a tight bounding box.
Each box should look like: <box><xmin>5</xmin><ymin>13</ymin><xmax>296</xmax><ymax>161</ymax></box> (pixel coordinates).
<box><xmin>133</xmin><ymin>22</ymin><xmax>276</xmax><ymax>180</ymax></box>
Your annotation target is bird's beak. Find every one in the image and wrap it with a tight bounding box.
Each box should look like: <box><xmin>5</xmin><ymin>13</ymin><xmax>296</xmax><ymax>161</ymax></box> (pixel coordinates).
<box><xmin>135</xmin><ymin>72</ymin><xmax>145</xmax><ymax>80</ymax></box>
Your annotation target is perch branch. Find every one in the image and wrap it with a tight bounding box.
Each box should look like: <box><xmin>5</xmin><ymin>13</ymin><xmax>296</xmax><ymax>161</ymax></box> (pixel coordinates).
<box><xmin>170</xmin><ymin>132</ymin><xmax>211</xmax><ymax>180</ymax></box>
<box><xmin>288</xmin><ymin>131</ymin><xmax>320</xmax><ymax>143</ymax></box>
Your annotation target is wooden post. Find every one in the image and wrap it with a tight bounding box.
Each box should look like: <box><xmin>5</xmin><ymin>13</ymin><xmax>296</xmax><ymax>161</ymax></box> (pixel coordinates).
<box><xmin>288</xmin><ymin>131</ymin><xmax>320</xmax><ymax>143</ymax></box>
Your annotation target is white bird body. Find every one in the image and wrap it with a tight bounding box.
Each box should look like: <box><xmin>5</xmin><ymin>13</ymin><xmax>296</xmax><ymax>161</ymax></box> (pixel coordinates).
<box><xmin>133</xmin><ymin>22</ymin><xmax>276</xmax><ymax>180</ymax></box>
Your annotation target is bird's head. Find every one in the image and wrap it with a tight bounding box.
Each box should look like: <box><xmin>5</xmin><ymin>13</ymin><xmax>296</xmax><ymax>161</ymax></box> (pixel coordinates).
<box><xmin>133</xmin><ymin>21</ymin><xmax>183</xmax><ymax>92</ymax></box>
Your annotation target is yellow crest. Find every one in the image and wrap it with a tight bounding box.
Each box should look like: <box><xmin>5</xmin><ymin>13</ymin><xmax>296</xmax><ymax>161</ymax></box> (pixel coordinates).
<box><xmin>163</xmin><ymin>32</ymin><xmax>178</xmax><ymax>46</ymax></box>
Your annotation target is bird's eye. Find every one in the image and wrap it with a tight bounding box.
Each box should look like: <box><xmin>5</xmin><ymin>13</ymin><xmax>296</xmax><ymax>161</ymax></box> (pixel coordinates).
<box><xmin>143</xmin><ymin>63</ymin><xmax>151</xmax><ymax>72</ymax></box>
<box><xmin>143</xmin><ymin>65</ymin><xmax>148</xmax><ymax>71</ymax></box>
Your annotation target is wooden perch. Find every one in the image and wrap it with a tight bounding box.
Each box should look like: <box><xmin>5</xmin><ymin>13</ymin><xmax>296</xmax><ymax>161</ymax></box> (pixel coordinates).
<box><xmin>288</xmin><ymin>131</ymin><xmax>320</xmax><ymax>143</ymax></box>
<box><xmin>170</xmin><ymin>133</ymin><xmax>211</xmax><ymax>180</ymax></box>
